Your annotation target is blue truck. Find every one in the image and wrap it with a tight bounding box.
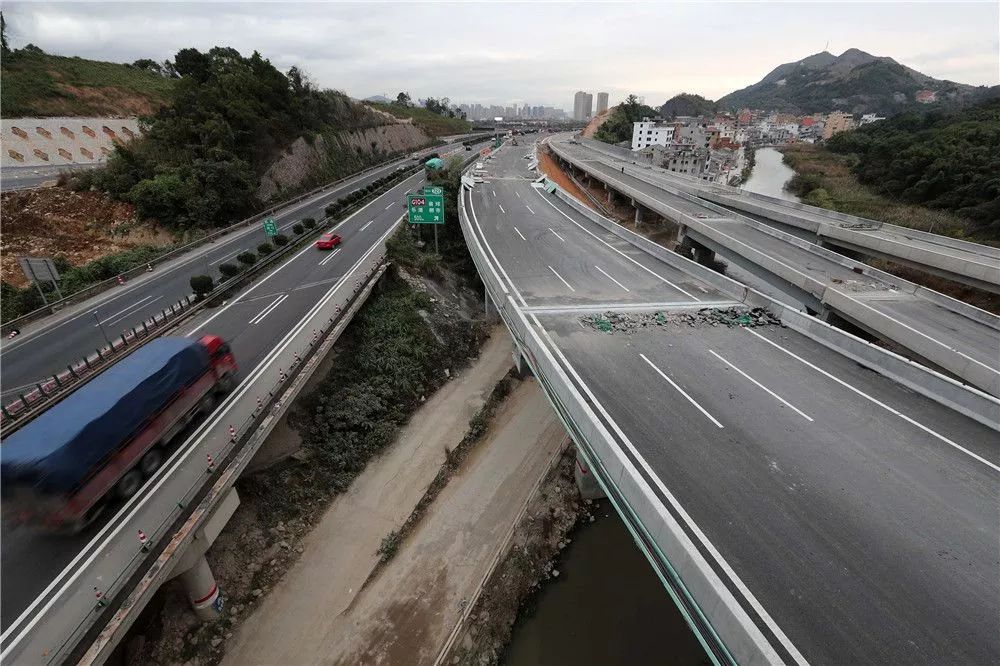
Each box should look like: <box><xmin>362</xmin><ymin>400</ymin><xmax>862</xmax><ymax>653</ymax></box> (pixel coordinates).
<box><xmin>1</xmin><ymin>335</ymin><xmax>236</xmax><ymax>530</ymax></box>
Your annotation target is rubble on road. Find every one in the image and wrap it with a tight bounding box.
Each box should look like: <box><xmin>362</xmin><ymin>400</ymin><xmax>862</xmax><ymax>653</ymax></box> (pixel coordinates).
<box><xmin>580</xmin><ymin>306</ymin><xmax>782</xmax><ymax>334</ymax></box>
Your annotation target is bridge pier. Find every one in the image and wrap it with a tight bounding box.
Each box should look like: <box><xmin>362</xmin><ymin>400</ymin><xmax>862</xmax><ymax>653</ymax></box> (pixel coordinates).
<box><xmin>574</xmin><ymin>452</ymin><xmax>606</xmax><ymax>500</ymax></box>
<box><xmin>512</xmin><ymin>346</ymin><xmax>534</xmax><ymax>379</ymax></box>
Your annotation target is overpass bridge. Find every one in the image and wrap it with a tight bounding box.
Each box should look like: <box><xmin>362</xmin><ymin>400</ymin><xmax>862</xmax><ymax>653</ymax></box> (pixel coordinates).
<box><xmin>460</xmin><ymin>139</ymin><xmax>999</xmax><ymax>664</ymax></box>
<box><xmin>547</xmin><ymin>136</ymin><xmax>1000</xmax><ymax>398</ymax></box>
<box><xmin>570</xmin><ymin>136</ymin><xmax>1000</xmax><ymax>294</ymax></box>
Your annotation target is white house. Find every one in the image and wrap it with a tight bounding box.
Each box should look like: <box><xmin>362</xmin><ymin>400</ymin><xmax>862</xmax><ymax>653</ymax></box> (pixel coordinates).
<box><xmin>631</xmin><ymin>119</ymin><xmax>676</xmax><ymax>150</ymax></box>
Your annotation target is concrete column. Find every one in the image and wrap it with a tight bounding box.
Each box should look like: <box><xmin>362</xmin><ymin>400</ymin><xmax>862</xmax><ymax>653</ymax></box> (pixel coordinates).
<box><xmin>574</xmin><ymin>453</ymin><xmax>606</xmax><ymax>500</ymax></box>
<box><xmin>179</xmin><ymin>553</ymin><xmax>224</xmax><ymax>621</ymax></box>
<box><xmin>512</xmin><ymin>347</ymin><xmax>534</xmax><ymax>379</ymax></box>
<box><xmin>693</xmin><ymin>244</ymin><xmax>716</xmax><ymax>267</ymax></box>
<box><xmin>634</xmin><ymin>203</ymin><xmax>645</xmax><ymax>227</ymax></box>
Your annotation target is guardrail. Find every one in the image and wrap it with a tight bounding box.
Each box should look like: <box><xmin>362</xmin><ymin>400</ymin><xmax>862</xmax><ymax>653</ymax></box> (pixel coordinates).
<box><xmin>0</xmin><ymin>205</ymin><xmax>408</xmax><ymax>666</ymax></box>
<box><xmin>1</xmin><ymin>144</ymin><xmax>444</xmax><ymax>334</ymax></box>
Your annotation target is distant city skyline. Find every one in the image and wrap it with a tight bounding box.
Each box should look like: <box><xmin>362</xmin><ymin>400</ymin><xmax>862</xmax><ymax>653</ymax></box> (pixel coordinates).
<box><xmin>3</xmin><ymin>3</ymin><xmax>996</xmax><ymax>109</ymax></box>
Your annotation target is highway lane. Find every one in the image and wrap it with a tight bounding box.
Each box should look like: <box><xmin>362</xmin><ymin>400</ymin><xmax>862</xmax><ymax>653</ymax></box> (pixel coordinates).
<box><xmin>550</xmin><ymin>138</ymin><xmax>1000</xmax><ymax>395</ymax></box>
<box><xmin>0</xmin><ymin>168</ymin><xmax>428</xmax><ymax>627</ymax></box>
<box><xmin>0</xmin><ymin>164</ymin><xmax>104</xmax><ymax>192</ymax></box>
<box><xmin>0</xmin><ymin>141</ymin><xmax>481</xmax><ymax>402</ymax></box>
<box><xmin>478</xmin><ymin>140</ymin><xmax>999</xmax><ymax>663</ymax></box>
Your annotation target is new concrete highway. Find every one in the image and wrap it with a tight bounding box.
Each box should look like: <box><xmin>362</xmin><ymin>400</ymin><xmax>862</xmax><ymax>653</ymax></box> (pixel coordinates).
<box><xmin>0</xmin><ymin>157</ymin><xmax>453</xmax><ymax>632</ymax></box>
<box><xmin>549</xmin><ymin>137</ymin><xmax>1000</xmax><ymax>397</ymax></box>
<box><xmin>468</xmin><ymin>140</ymin><xmax>999</xmax><ymax>663</ymax></box>
<box><xmin>0</xmin><ymin>141</ymin><xmax>475</xmax><ymax>404</ymax></box>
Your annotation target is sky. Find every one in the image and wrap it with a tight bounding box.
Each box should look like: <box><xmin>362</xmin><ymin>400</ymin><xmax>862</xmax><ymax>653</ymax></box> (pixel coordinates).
<box><xmin>4</xmin><ymin>2</ymin><xmax>998</xmax><ymax>111</ymax></box>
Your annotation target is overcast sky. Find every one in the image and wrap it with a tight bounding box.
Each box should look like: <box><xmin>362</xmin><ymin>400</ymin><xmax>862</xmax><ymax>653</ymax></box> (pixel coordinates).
<box><xmin>5</xmin><ymin>2</ymin><xmax>998</xmax><ymax>110</ymax></box>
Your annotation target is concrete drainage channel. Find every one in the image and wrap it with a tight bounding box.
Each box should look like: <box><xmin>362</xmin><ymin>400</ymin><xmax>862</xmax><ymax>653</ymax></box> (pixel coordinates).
<box><xmin>0</xmin><ymin>181</ymin><xmax>411</xmax><ymax>664</ymax></box>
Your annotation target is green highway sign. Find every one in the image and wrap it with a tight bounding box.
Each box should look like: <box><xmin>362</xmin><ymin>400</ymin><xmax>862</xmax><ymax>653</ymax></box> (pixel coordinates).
<box><xmin>407</xmin><ymin>192</ymin><xmax>444</xmax><ymax>225</ymax></box>
<box><xmin>425</xmin><ymin>186</ymin><xmax>444</xmax><ymax>196</ymax></box>
<box><xmin>262</xmin><ymin>217</ymin><xmax>278</xmax><ymax>236</ymax></box>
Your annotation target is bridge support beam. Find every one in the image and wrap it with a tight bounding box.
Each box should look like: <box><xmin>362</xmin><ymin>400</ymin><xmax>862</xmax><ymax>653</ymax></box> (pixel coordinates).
<box><xmin>180</xmin><ymin>554</ymin><xmax>223</xmax><ymax>621</ymax></box>
<box><xmin>574</xmin><ymin>452</ymin><xmax>606</xmax><ymax>500</ymax></box>
<box><xmin>512</xmin><ymin>346</ymin><xmax>534</xmax><ymax>379</ymax></box>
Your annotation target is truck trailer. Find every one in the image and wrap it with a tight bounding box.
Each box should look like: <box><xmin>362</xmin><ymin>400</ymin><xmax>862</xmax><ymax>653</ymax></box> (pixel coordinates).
<box><xmin>1</xmin><ymin>335</ymin><xmax>237</xmax><ymax>530</ymax></box>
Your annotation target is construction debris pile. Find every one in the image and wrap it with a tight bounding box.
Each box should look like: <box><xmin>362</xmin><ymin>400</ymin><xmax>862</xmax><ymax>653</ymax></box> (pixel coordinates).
<box><xmin>580</xmin><ymin>306</ymin><xmax>781</xmax><ymax>334</ymax></box>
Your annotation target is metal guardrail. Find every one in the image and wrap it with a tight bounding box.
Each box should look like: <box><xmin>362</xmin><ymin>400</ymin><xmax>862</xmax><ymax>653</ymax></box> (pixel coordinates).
<box><xmin>1</xmin><ymin>144</ymin><xmax>443</xmax><ymax>333</ymax></box>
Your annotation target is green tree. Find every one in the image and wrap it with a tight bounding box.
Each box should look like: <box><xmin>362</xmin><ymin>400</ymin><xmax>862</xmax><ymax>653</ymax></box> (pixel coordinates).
<box><xmin>190</xmin><ymin>274</ymin><xmax>214</xmax><ymax>298</ymax></box>
<box><xmin>396</xmin><ymin>92</ymin><xmax>411</xmax><ymax>106</ymax></box>
<box><xmin>1</xmin><ymin>12</ymin><xmax>10</xmax><ymax>56</ymax></box>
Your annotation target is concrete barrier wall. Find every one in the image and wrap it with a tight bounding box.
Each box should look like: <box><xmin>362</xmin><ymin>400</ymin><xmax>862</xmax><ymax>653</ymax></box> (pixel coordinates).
<box><xmin>2</xmin><ymin>117</ymin><xmax>142</xmax><ymax>167</ymax></box>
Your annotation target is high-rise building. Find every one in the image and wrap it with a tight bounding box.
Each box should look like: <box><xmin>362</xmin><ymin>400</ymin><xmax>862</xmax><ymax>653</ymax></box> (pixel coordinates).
<box><xmin>573</xmin><ymin>91</ymin><xmax>594</xmax><ymax>121</ymax></box>
<box><xmin>596</xmin><ymin>92</ymin><xmax>609</xmax><ymax>115</ymax></box>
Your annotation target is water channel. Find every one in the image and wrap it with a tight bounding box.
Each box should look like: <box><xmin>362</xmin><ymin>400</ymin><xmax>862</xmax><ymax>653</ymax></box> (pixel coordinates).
<box><xmin>504</xmin><ymin>500</ymin><xmax>708</xmax><ymax>665</ymax></box>
<box><xmin>741</xmin><ymin>147</ymin><xmax>799</xmax><ymax>201</ymax></box>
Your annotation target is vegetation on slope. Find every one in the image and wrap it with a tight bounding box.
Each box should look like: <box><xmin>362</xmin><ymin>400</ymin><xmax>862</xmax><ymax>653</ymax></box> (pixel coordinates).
<box><xmin>0</xmin><ymin>45</ymin><xmax>175</xmax><ymax>117</ymax></box>
<box><xmin>366</xmin><ymin>101</ymin><xmax>471</xmax><ymax>136</ymax></box>
<box><xmin>593</xmin><ymin>95</ymin><xmax>660</xmax><ymax>145</ymax></box>
<box><xmin>87</xmin><ymin>47</ymin><xmax>386</xmax><ymax>229</ymax></box>
<box><xmin>825</xmin><ymin>99</ymin><xmax>1000</xmax><ymax>237</ymax></box>
<box><xmin>658</xmin><ymin>93</ymin><xmax>718</xmax><ymax>119</ymax></box>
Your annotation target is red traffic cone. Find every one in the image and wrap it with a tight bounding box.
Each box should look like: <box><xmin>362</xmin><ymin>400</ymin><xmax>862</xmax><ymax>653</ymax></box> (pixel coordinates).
<box><xmin>228</xmin><ymin>424</ymin><xmax>236</xmax><ymax>441</ymax></box>
<box><xmin>117</xmin><ymin>275</ymin><xmax>125</xmax><ymax>285</ymax></box>
<box><xmin>206</xmin><ymin>453</ymin><xmax>215</xmax><ymax>472</ymax></box>
<box><xmin>138</xmin><ymin>529</ymin><xmax>149</xmax><ymax>551</ymax></box>
<box><xmin>94</xmin><ymin>587</ymin><xmax>106</xmax><ymax>607</ymax></box>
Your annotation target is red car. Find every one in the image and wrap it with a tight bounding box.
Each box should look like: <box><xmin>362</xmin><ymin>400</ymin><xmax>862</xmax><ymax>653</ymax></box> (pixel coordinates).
<box><xmin>315</xmin><ymin>233</ymin><xmax>342</xmax><ymax>250</ymax></box>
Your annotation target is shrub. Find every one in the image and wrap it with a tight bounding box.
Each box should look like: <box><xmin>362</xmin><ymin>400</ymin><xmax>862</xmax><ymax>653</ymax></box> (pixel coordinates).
<box><xmin>325</xmin><ymin>203</ymin><xmax>340</xmax><ymax>217</ymax></box>
<box><xmin>190</xmin><ymin>274</ymin><xmax>214</xmax><ymax>298</ymax></box>
<box><xmin>218</xmin><ymin>262</ymin><xmax>240</xmax><ymax>279</ymax></box>
<box><xmin>237</xmin><ymin>251</ymin><xmax>257</xmax><ymax>266</ymax></box>
<box><xmin>257</xmin><ymin>242</ymin><xmax>274</xmax><ymax>255</ymax></box>
<box><xmin>292</xmin><ymin>223</ymin><xmax>304</xmax><ymax>235</ymax></box>
<box><xmin>302</xmin><ymin>218</ymin><xmax>316</xmax><ymax>230</ymax></box>
<box><xmin>273</xmin><ymin>233</ymin><xmax>289</xmax><ymax>247</ymax></box>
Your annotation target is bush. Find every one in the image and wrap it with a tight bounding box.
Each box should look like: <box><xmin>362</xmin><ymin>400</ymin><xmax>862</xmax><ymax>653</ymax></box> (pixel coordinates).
<box><xmin>237</xmin><ymin>251</ymin><xmax>257</xmax><ymax>266</ymax></box>
<box><xmin>302</xmin><ymin>217</ymin><xmax>316</xmax><ymax>230</ymax></box>
<box><xmin>292</xmin><ymin>223</ymin><xmax>304</xmax><ymax>235</ymax></box>
<box><xmin>257</xmin><ymin>242</ymin><xmax>274</xmax><ymax>254</ymax></box>
<box><xmin>325</xmin><ymin>203</ymin><xmax>339</xmax><ymax>217</ymax></box>
<box><xmin>218</xmin><ymin>262</ymin><xmax>241</xmax><ymax>279</ymax></box>
<box><xmin>190</xmin><ymin>274</ymin><xmax>214</xmax><ymax>298</ymax></box>
<box><xmin>273</xmin><ymin>233</ymin><xmax>289</xmax><ymax>247</ymax></box>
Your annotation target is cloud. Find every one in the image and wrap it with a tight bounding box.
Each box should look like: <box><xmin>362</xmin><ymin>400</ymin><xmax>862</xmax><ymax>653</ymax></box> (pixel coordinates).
<box><xmin>4</xmin><ymin>1</ymin><xmax>997</xmax><ymax>110</ymax></box>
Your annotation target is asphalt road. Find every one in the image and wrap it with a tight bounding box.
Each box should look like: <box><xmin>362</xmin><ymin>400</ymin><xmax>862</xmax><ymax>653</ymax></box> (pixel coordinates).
<box><xmin>551</xmin><ymin>138</ymin><xmax>1000</xmax><ymax>395</ymax></box>
<box><xmin>0</xmin><ymin>142</ymin><xmax>475</xmax><ymax>402</ymax></box>
<box><xmin>0</xmin><ymin>152</ymin><xmax>458</xmax><ymax>626</ymax></box>
<box><xmin>480</xmin><ymin>140</ymin><xmax>999</xmax><ymax>663</ymax></box>
<box><xmin>0</xmin><ymin>164</ymin><xmax>103</xmax><ymax>192</ymax></box>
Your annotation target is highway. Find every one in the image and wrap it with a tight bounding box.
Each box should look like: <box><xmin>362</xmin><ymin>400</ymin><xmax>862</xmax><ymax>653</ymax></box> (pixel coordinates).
<box><xmin>548</xmin><ymin>137</ymin><xmax>1000</xmax><ymax>397</ymax></box>
<box><xmin>0</xmin><ymin>155</ymin><xmax>452</xmax><ymax>630</ymax></box>
<box><xmin>468</xmin><ymin>139</ymin><xmax>999</xmax><ymax>663</ymax></box>
<box><xmin>0</xmin><ymin>142</ymin><xmax>474</xmax><ymax>404</ymax></box>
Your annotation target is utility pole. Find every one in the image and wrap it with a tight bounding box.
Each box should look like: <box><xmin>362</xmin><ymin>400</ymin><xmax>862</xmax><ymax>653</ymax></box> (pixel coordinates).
<box><xmin>92</xmin><ymin>311</ymin><xmax>111</xmax><ymax>347</ymax></box>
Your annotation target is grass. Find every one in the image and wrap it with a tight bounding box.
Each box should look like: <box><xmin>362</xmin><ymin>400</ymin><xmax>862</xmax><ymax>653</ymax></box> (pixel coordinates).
<box><xmin>1</xmin><ymin>49</ymin><xmax>175</xmax><ymax>117</ymax></box>
<box><xmin>779</xmin><ymin>143</ymin><xmax>972</xmax><ymax>239</ymax></box>
<box><xmin>365</xmin><ymin>102</ymin><xmax>472</xmax><ymax>136</ymax></box>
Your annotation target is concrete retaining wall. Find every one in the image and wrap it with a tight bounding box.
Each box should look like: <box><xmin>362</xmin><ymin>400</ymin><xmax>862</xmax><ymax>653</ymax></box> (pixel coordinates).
<box><xmin>2</xmin><ymin>117</ymin><xmax>141</xmax><ymax>167</ymax></box>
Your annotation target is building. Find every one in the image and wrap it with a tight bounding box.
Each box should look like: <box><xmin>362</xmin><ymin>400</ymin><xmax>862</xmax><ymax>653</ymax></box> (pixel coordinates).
<box><xmin>915</xmin><ymin>90</ymin><xmax>937</xmax><ymax>104</ymax></box>
<box><xmin>596</xmin><ymin>92</ymin><xmax>609</xmax><ymax>115</ymax></box>
<box><xmin>631</xmin><ymin>118</ymin><xmax>675</xmax><ymax>150</ymax></box>
<box><xmin>573</xmin><ymin>91</ymin><xmax>594</xmax><ymax>121</ymax></box>
<box><xmin>858</xmin><ymin>113</ymin><xmax>886</xmax><ymax>126</ymax></box>
<box><xmin>822</xmin><ymin>111</ymin><xmax>856</xmax><ymax>140</ymax></box>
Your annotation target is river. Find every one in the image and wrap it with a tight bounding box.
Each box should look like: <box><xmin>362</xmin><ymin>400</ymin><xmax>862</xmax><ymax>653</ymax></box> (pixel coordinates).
<box><xmin>504</xmin><ymin>500</ymin><xmax>707</xmax><ymax>665</ymax></box>
<box><xmin>742</xmin><ymin>147</ymin><xmax>799</xmax><ymax>201</ymax></box>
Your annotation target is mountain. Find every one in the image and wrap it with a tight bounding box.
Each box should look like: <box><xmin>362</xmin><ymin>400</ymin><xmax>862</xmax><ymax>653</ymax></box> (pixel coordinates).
<box><xmin>717</xmin><ymin>48</ymin><xmax>997</xmax><ymax>115</ymax></box>
<box><xmin>363</xmin><ymin>94</ymin><xmax>392</xmax><ymax>103</ymax></box>
<box><xmin>658</xmin><ymin>93</ymin><xmax>718</xmax><ymax>119</ymax></box>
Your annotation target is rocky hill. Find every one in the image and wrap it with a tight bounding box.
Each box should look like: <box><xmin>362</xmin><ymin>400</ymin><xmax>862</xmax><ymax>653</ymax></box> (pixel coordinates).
<box><xmin>717</xmin><ymin>48</ymin><xmax>997</xmax><ymax>115</ymax></box>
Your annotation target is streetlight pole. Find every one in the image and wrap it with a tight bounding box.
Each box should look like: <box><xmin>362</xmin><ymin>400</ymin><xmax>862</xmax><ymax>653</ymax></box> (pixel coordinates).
<box><xmin>92</xmin><ymin>311</ymin><xmax>111</xmax><ymax>347</ymax></box>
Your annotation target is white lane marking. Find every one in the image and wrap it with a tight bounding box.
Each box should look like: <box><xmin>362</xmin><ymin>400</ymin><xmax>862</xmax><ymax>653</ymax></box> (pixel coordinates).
<box><xmin>498</xmin><ymin>203</ymin><xmax>506</xmax><ymax>214</ymax></box>
<box><xmin>209</xmin><ymin>248</ymin><xmax>242</xmax><ymax>266</ymax></box>
<box><xmin>294</xmin><ymin>275</ymin><xmax>344</xmax><ymax>291</ymax></box>
<box><xmin>360</xmin><ymin>220</ymin><xmax>374</xmax><ymax>232</ymax></box>
<box><xmin>385</xmin><ymin>202</ymin><xmax>394</xmax><ymax>210</ymax></box>
<box><xmin>248</xmin><ymin>294</ymin><xmax>287</xmax><ymax>325</ymax></box>
<box><xmin>96</xmin><ymin>294</ymin><xmax>158</xmax><ymax>327</ymax></box>
<box><xmin>595</xmin><ymin>266</ymin><xmax>631</xmax><ymax>292</ymax></box>
<box><xmin>640</xmin><ymin>352</ymin><xmax>725</xmax><ymax>428</ymax></box>
<box><xmin>514</xmin><ymin>227</ymin><xmax>527</xmax><ymax>241</ymax></box>
<box><xmin>526</xmin><ymin>205</ymin><xmax>536</xmax><ymax>214</ymax></box>
<box><xmin>709</xmin><ymin>350</ymin><xmax>813</xmax><ymax>422</ymax></box>
<box><xmin>515</xmin><ymin>191</ymin><xmax>521</xmax><ymax>198</ymax></box>
<box><xmin>319</xmin><ymin>247</ymin><xmax>342</xmax><ymax>266</ymax></box>
<box><xmin>491</xmin><ymin>189</ymin><xmax>496</xmax><ymax>197</ymax></box>
<box><xmin>549</xmin><ymin>228</ymin><xmax>566</xmax><ymax>242</ymax></box>
<box><xmin>532</xmin><ymin>318</ymin><xmax>803</xmax><ymax>665</ymax></box>
<box><xmin>744</xmin><ymin>328</ymin><xmax>999</xmax><ymax>472</ymax></box>
<box><xmin>467</xmin><ymin>190</ymin><xmax>527</xmax><ymax>308</ymax></box>
<box><xmin>547</xmin><ymin>265</ymin><xmax>575</xmax><ymax>292</ymax></box>
<box><xmin>533</xmin><ymin>188</ymin><xmax>701</xmax><ymax>301</ymax></box>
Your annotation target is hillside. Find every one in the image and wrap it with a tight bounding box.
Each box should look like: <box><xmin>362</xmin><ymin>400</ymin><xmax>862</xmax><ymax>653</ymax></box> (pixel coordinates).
<box><xmin>593</xmin><ymin>95</ymin><xmax>660</xmax><ymax>145</ymax></box>
<box><xmin>365</xmin><ymin>102</ymin><xmax>471</xmax><ymax>136</ymax></box>
<box><xmin>658</xmin><ymin>93</ymin><xmax>717</xmax><ymax>119</ymax></box>
<box><xmin>717</xmin><ymin>48</ymin><xmax>997</xmax><ymax>115</ymax></box>
<box><xmin>1</xmin><ymin>46</ymin><xmax>175</xmax><ymax>117</ymax></box>
<box><xmin>826</xmin><ymin>98</ymin><xmax>1000</xmax><ymax>237</ymax></box>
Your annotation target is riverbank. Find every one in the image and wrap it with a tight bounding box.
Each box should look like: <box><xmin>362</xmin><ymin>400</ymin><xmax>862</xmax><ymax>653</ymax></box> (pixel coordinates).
<box><xmin>741</xmin><ymin>146</ymin><xmax>796</xmax><ymax>201</ymax></box>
